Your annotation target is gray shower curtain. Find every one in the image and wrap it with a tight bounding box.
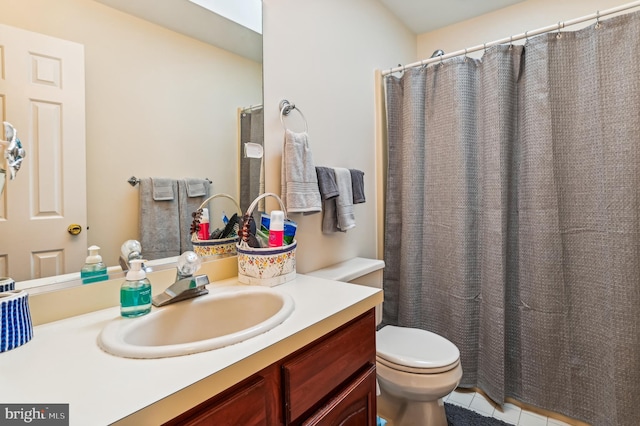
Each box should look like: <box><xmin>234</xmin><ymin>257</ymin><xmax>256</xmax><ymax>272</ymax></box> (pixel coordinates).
<box><xmin>239</xmin><ymin>107</ymin><xmax>264</xmax><ymax>212</ymax></box>
<box><xmin>384</xmin><ymin>11</ymin><xmax>640</xmax><ymax>426</ymax></box>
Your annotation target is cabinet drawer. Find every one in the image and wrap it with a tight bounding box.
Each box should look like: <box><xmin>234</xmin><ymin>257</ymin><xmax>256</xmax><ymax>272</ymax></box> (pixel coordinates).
<box><xmin>283</xmin><ymin>311</ymin><xmax>375</xmax><ymax>423</ymax></box>
<box><xmin>165</xmin><ymin>376</ymin><xmax>269</xmax><ymax>426</ymax></box>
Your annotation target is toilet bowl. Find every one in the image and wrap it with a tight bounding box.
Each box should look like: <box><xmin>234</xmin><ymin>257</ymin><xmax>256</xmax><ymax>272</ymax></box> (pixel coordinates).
<box><xmin>307</xmin><ymin>258</ymin><xmax>463</xmax><ymax>426</ymax></box>
<box><xmin>376</xmin><ymin>325</ymin><xmax>462</xmax><ymax>426</ymax></box>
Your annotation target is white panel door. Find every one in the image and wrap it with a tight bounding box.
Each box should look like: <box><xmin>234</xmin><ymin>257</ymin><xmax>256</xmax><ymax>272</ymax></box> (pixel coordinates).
<box><xmin>0</xmin><ymin>24</ymin><xmax>86</xmax><ymax>282</ymax></box>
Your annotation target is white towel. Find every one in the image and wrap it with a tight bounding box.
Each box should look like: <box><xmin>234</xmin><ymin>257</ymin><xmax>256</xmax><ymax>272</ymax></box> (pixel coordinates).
<box><xmin>281</xmin><ymin>130</ymin><xmax>322</xmax><ymax>214</ymax></box>
<box><xmin>334</xmin><ymin>167</ymin><xmax>356</xmax><ymax>231</ymax></box>
<box><xmin>140</xmin><ymin>178</ymin><xmax>181</xmax><ymax>260</ymax></box>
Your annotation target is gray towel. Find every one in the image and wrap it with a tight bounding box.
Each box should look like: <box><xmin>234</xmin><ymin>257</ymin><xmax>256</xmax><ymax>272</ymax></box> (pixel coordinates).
<box><xmin>178</xmin><ymin>178</ymin><xmax>210</xmax><ymax>252</ymax></box>
<box><xmin>349</xmin><ymin>169</ymin><xmax>365</xmax><ymax>204</ymax></box>
<box><xmin>185</xmin><ymin>178</ymin><xmax>208</xmax><ymax>197</ymax></box>
<box><xmin>316</xmin><ymin>166</ymin><xmax>340</xmax><ymax>200</ymax></box>
<box><xmin>281</xmin><ymin>130</ymin><xmax>322</xmax><ymax>213</ymax></box>
<box><xmin>152</xmin><ymin>178</ymin><xmax>175</xmax><ymax>200</ymax></box>
<box><xmin>319</xmin><ymin>167</ymin><xmax>341</xmax><ymax>234</ymax></box>
<box><xmin>140</xmin><ymin>178</ymin><xmax>181</xmax><ymax>260</ymax></box>
<box><xmin>322</xmin><ymin>197</ymin><xmax>340</xmax><ymax>233</ymax></box>
<box><xmin>334</xmin><ymin>167</ymin><xmax>356</xmax><ymax>231</ymax></box>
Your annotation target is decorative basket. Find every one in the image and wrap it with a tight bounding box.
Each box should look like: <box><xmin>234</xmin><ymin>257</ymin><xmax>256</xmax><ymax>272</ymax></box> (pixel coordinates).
<box><xmin>0</xmin><ymin>289</ymin><xmax>33</xmax><ymax>353</ymax></box>
<box><xmin>237</xmin><ymin>193</ymin><xmax>297</xmax><ymax>287</ymax></box>
<box><xmin>191</xmin><ymin>193</ymin><xmax>241</xmax><ymax>258</ymax></box>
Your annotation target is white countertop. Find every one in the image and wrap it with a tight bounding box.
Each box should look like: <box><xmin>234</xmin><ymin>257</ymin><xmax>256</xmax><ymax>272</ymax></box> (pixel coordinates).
<box><xmin>0</xmin><ymin>274</ymin><xmax>382</xmax><ymax>426</ymax></box>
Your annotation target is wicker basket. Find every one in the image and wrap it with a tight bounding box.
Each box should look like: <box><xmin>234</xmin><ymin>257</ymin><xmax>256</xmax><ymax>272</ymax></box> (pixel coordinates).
<box><xmin>191</xmin><ymin>193</ymin><xmax>241</xmax><ymax>258</ymax></box>
<box><xmin>237</xmin><ymin>193</ymin><xmax>297</xmax><ymax>286</ymax></box>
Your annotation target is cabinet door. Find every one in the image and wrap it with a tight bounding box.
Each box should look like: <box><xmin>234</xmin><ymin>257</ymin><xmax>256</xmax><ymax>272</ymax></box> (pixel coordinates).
<box><xmin>283</xmin><ymin>311</ymin><xmax>376</xmax><ymax>423</ymax></box>
<box><xmin>303</xmin><ymin>364</ymin><xmax>377</xmax><ymax>426</ymax></box>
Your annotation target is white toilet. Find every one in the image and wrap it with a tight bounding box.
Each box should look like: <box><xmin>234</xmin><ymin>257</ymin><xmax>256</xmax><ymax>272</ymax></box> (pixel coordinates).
<box><xmin>307</xmin><ymin>258</ymin><xmax>462</xmax><ymax>426</ymax></box>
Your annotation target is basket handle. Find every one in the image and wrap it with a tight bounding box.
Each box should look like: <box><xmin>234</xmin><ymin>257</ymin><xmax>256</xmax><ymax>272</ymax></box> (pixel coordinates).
<box><xmin>239</xmin><ymin>193</ymin><xmax>288</xmax><ymax>247</ymax></box>
<box><xmin>191</xmin><ymin>193</ymin><xmax>242</xmax><ymax>241</ymax></box>
<box><xmin>244</xmin><ymin>192</ymin><xmax>288</xmax><ymax>219</ymax></box>
<box><xmin>197</xmin><ymin>193</ymin><xmax>241</xmax><ymax>214</ymax></box>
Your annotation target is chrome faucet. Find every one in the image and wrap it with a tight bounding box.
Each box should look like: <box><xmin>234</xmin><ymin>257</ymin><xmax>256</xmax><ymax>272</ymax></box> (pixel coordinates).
<box><xmin>152</xmin><ymin>251</ymin><xmax>209</xmax><ymax>307</ymax></box>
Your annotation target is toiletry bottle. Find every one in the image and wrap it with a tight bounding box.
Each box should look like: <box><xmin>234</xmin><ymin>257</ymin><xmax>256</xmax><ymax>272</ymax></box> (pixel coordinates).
<box><xmin>268</xmin><ymin>210</ymin><xmax>285</xmax><ymax>247</ymax></box>
<box><xmin>81</xmin><ymin>245</ymin><xmax>108</xmax><ymax>284</ymax></box>
<box><xmin>198</xmin><ymin>207</ymin><xmax>210</xmax><ymax>240</ymax></box>
<box><xmin>120</xmin><ymin>259</ymin><xmax>152</xmax><ymax>318</ymax></box>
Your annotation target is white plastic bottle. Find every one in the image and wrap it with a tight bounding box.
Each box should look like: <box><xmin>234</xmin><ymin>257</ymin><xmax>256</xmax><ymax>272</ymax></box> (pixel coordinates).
<box><xmin>81</xmin><ymin>245</ymin><xmax>108</xmax><ymax>284</ymax></box>
<box><xmin>120</xmin><ymin>259</ymin><xmax>152</xmax><ymax>318</ymax></box>
<box><xmin>268</xmin><ymin>210</ymin><xmax>285</xmax><ymax>247</ymax></box>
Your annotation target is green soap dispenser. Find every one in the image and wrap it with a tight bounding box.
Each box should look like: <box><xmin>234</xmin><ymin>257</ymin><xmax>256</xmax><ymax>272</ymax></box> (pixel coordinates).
<box><xmin>81</xmin><ymin>245</ymin><xmax>108</xmax><ymax>284</ymax></box>
<box><xmin>120</xmin><ymin>259</ymin><xmax>152</xmax><ymax>318</ymax></box>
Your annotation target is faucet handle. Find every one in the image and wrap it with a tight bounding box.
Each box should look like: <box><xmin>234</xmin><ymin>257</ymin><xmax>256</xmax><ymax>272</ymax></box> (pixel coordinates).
<box><xmin>177</xmin><ymin>251</ymin><xmax>202</xmax><ymax>280</ymax></box>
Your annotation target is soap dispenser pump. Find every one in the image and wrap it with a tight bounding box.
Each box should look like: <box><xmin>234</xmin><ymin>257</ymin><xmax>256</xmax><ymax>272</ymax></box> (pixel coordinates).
<box><xmin>81</xmin><ymin>245</ymin><xmax>108</xmax><ymax>284</ymax></box>
<box><xmin>120</xmin><ymin>259</ymin><xmax>152</xmax><ymax>318</ymax></box>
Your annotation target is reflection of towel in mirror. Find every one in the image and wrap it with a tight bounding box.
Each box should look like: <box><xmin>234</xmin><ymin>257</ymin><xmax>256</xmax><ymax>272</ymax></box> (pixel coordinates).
<box><xmin>178</xmin><ymin>178</ymin><xmax>210</xmax><ymax>252</ymax></box>
<box><xmin>334</xmin><ymin>167</ymin><xmax>356</xmax><ymax>231</ymax></box>
<box><xmin>139</xmin><ymin>178</ymin><xmax>181</xmax><ymax>260</ymax></box>
<box><xmin>281</xmin><ymin>130</ymin><xmax>321</xmax><ymax>214</ymax></box>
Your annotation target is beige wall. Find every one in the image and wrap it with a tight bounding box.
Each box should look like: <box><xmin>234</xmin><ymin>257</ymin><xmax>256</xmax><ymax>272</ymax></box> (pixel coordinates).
<box><xmin>417</xmin><ymin>0</ymin><xmax>634</xmax><ymax>61</ymax></box>
<box><xmin>0</xmin><ymin>0</ymin><xmax>262</xmax><ymax>267</ymax></box>
<box><xmin>262</xmin><ymin>0</ymin><xmax>415</xmax><ymax>273</ymax></box>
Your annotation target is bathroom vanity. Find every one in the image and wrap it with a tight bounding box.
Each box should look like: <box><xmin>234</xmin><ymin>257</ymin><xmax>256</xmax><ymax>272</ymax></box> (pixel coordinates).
<box><xmin>166</xmin><ymin>309</ymin><xmax>376</xmax><ymax>425</ymax></box>
<box><xmin>0</xmin><ymin>272</ymin><xmax>382</xmax><ymax>426</ymax></box>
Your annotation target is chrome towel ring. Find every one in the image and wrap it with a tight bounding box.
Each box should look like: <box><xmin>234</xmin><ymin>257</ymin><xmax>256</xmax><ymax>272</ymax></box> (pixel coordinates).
<box><xmin>279</xmin><ymin>99</ymin><xmax>308</xmax><ymax>133</ymax></box>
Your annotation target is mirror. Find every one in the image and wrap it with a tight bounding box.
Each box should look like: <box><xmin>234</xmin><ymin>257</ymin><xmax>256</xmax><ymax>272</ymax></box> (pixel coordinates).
<box><xmin>0</xmin><ymin>0</ymin><xmax>262</xmax><ymax>290</ymax></box>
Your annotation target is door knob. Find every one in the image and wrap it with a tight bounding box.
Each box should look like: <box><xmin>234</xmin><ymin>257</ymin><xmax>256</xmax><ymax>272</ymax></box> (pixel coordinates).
<box><xmin>67</xmin><ymin>224</ymin><xmax>82</xmax><ymax>235</ymax></box>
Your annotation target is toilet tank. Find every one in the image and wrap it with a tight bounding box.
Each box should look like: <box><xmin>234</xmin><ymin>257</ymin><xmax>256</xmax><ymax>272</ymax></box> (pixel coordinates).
<box><xmin>306</xmin><ymin>257</ymin><xmax>385</xmax><ymax>324</ymax></box>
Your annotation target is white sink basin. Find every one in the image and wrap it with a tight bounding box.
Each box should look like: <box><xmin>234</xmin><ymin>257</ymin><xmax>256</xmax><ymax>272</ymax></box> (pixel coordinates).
<box><xmin>98</xmin><ymin>286</ymin><xmax>294</xmax><ymax>359</ymax></box>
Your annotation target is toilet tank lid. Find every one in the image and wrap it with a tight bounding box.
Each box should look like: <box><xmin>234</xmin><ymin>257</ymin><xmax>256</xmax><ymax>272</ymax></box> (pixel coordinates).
<box><xmin>306</xmin><ymin>257</ymin><xmax>385</xmax><ymax>282</ymax></box>
<box><xmin>377</xmin><ymin>325</ymin><xmax>460</xmax><ymax>369</ymax></box>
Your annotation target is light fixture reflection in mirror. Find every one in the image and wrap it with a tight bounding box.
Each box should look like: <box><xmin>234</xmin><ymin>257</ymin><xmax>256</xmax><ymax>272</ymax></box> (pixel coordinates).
<box><xmin>2</xmin><ymin>0</ymin><xmax>263</xmax><ymax>291</ymax></box>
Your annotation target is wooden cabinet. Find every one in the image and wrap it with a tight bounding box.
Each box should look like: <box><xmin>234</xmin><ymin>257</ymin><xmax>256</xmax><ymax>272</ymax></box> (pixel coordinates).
<box><xmin>302</xmin><ymin>365</ymin><xmax>376</xmax><ymax>426</ymax></box>
<box><xmin>164</xmin><ymin>309</ymin><xmax>376</xmax><ymax>426</ymax></box>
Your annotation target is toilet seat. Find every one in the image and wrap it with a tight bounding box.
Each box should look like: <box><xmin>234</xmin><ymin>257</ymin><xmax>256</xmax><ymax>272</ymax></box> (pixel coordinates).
<box><xmin>376</xmin><ymin>325</ymin><xmax>460</xmax><ymax>373</ymax></box>
<box><xmin>377</xmin><ymin>355</ymin><xmax>460</xmax><ymax>374</ymax></box>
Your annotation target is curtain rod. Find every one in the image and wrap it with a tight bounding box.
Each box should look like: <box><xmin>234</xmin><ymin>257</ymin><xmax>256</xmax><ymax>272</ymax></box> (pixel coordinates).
<box><xmin>382</xmin><ymin>0</ymin><xmax>640</xmax><ymax>76</ymax></box>
<box><xmin>241</xmin><ymin>103</ymin><xmax>263</xmax><ymax>113</ymax></box>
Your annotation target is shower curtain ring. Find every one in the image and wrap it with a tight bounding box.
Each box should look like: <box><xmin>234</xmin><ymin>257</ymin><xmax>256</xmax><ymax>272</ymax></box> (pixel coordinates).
<box><xmin>464</xmin><ymin>48</ymin><xmax>468</xmax><ymax>61</ymax></box>
<box><xmin>595</xmin><ymin>10</ymin><xmax>601</xmax><ymax>28</ymax></box>
<box><xmin>509</xmin><ymin>36</ymin><xmax>513</xmax><ymax>49</ymax></box>
<box><xmin>556</xmin><ymin>21</ymin><xmax>563</xmax><ymax>38</ymax></box>
<box><xmin>525</xmin><ymin>30</ymin><xmax>529</xmax><ymax>42</ymax></box>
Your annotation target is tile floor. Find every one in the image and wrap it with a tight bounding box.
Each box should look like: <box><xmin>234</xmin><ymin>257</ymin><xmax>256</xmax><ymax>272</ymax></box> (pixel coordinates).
<box><xmin>445</xmin><ymin>389</ymin><xmax>573</xmax><ymax>426</ymax></box>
